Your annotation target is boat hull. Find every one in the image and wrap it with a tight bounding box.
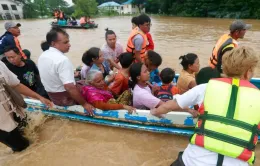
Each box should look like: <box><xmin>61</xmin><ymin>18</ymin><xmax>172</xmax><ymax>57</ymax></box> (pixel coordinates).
<box><xmin>24</xmin><ymin>98</ymin><xmax>260</xmax><ymax>141</ymax></box>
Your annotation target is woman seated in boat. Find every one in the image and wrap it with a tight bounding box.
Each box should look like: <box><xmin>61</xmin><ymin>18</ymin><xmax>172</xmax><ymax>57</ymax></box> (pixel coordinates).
<box><xmin>79</xmin><ymin>16</ymin><xmax>87</xmax><ymax>26</ymax></box>
<box><xmin>177</xmin><ymin>53</ymin><xmax>200</xmax><ymax>94</ymax></box>
<box><xmin>70</xmin><ymin>17</ymin><xmax>77</xmax><ymax>26</ymax></box>
<box><xmin>130</xmin><ymin>62</ymin><xmax>164</xmax><ymax>110</ymax></box>
<box><xmin>151</xmin><ymin>46</ymin><xmax>260</xmax><ymax>166</ymax></box>
<box><xmin>57</xmin><ymin>18</ymin><xmax>67</xmax><ymax>26</ymax></box>
<box><xmin>82</xmin><ymin>47</ymin><xmax>115</xmax><ymax>85</ymax></box>
<box><xmin>81</xmin><ymin>70</ymin><xmax>135</xmax><ymax>113</ymax></box>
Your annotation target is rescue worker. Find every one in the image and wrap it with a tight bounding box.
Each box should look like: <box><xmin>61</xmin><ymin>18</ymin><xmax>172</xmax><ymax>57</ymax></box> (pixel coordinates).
<box><xmin>151</xmin><ymin>46</ymin><xmax>260</xmax><ymax>166</ymax></box>
<box><xmin>209</xmin><ymin>20</ymin><xmax>251</xmax><ymax>73</ymax></box>
<box><xmin>0</xmin><ymin>22</ymin><xmax>27</xmax><ymax>60</ymax></box>
<box><xmin>126</xmin><ymin>14</ymin><xmax>151</xmax><ymax>62</ymax></box>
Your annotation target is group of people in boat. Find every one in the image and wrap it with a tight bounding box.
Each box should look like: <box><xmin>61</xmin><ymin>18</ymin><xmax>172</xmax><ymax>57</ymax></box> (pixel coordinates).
<box><xmin>53</xmin><ymin>10</ymin><xmax>95</xmax><ymax>27</ymax></box>
<box><xmin>0</xmin><ymin>13</ymin><xmax>259</xmax><ymax>166</ymax></box>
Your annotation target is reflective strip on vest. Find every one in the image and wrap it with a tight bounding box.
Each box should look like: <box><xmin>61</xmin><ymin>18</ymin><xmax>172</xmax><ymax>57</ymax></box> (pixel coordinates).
<box><xmin>126</xmin><ymin>28</ymin><xmax>147</xmax><ymax>62</ymax></box>
<box><xmin>14</xmin><ymin>37</ymin><xmax>26</xmax><ymax>59</ymax></box>
<box><xmin>190</xmin><ymin>78</ymin><xmax>260</xmax><ymax>165</ymax></box>
<box><xmin>209</xmin><ymin>34</ymin><xmax>237</xmax><ymax>68</ymax></box>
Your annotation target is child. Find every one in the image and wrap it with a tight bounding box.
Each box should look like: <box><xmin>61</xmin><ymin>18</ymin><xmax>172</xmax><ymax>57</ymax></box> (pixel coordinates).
<box><xmin>109</xmin><ymin>52</ymin><xmax>133</xmax><ymax>97</ymax></box>
<box><xmin>177</xmin><ymin>53</ymin><xmax>200</xmax><ymax>94</ymax></box>
<box><xmin>82</xmin><ymin>47</ymin><xmax>114</xmax><ymax>84</ymax></box>
<box><xmin>130</xmin><ymin>62</ymin><xmax>164</xmax><ymax>110</ymax></box>
<box><xmin>151</xmin><ymin>46</ymin><xmax>260</xmax><ymax>166</ymax></box>
<box><xmin>155</xmin><ymin>68</ymin><xmax>179</xmax><ymax>102</ymax></box>
<box><xmin>144</xmin><ymin>50</ymin><xmax>162</xmax><ymax>84</ymax></box>
<box><xmin>81</xmin><ymin>70</ymin><xmax>135</xmax><ymax>113</ymax></box>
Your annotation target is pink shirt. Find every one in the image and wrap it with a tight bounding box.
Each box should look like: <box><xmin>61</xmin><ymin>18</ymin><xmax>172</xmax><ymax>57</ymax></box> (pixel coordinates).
<box><xmin>133</xmin><ymin>84</ymin><xmax>161</xmax><ymax>110</ymax></box>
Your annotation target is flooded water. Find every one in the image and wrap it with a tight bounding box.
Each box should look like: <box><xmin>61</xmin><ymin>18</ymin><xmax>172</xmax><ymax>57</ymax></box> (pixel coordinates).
<box><xmin>0</xmin><ymin>16</ymin><xmax>260</xmax><ymax>166</ymax></box>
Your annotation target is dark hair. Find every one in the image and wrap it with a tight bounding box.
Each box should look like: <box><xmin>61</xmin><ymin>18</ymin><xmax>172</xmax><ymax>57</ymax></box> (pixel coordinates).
<box><xmin>196</xmin><ymin>67</ymin><xmax>220</xmax><ymax>85</ymax></box>
<box><xmin>72</xmin><ymin>17</ymin><xmax>76</xmax><ymax>21</ymax></box>
<box><xmin>160</xmin><ymin>68</ymin><xmax>175</xmax><ymax>84</ymax></box>
<box><xmin>4</xmin><ymin>46</ymin><xmax>20</xmax><ymax>55</ymax></box>
<box><xmin>131</xmin><ymin>16</ymin><xmax>139</xmax><ymax>25</ymax></box>
<box><xmin>46</xmin><ymin>27</ymin><xmax>69</xmax><ymax>45</ymax></box>
<box><xmin>138</xmin><ymin>14</ymin><xmax>151</xmax><ymax>26</ymax></box>
<box><xmin>41</xmin><ymin>41</ymin><xmax>50</xmax><ymax>51</ymax></box>
<box><xmin>82</xmin><ymin>47</ymin><xmax>100</xmax><ymax>66</ymax></box>
<box><xmin>129</xmin><ymin>62</ymin><xmax>143</xmax><ymax>89</ymax></box>
<box><xmin>119</xmin><ymin>52</ymin><xmax>134</xmax><ymax>68</ymax></box>
<box><xmin>105</xmin><ymin>28</ymin><xmax>116</xmax><ymax>40</ymax></box>
<box><xmin>147</xmin><ymin>50</ymin><xmax>162</xmax><ymax>67</ymax></box>
<box><xmin>179</xmin><ymin>53</ymin><xmax>198</xmax><ymax>70</ymax></box>
<box><xmin>22</xmin><ymin>49</ymin><xmax>31</xmax><ymax>59</ymax></box>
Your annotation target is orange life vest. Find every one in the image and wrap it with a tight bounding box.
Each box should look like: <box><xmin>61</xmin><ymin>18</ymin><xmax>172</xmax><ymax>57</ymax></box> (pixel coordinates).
<box><xmin>54</xmin><ymin>11</ymin><xmax>59</xmax><ymax>18</ymax></box>
<box><xmin>209</xmin><ymin>34</ymin><xmax>238</xmax><ymax>69</ymax></box>
<box><xmin>126</xmin><ymin>27</ymin><xmax>147</xmax><ymax>62</ymax></box>
<box><xmin>14</xmin><ymin>37</ymin><xmax>26</xmax><ymax>59</ymax></box>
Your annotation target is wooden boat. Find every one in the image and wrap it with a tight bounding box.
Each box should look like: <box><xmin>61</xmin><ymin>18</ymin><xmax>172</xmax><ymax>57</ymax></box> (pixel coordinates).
<box><xmin>24</xmin><ymin>77</ymin><xmax>260</xmax><ymax>140</ymax></box>
<box><xmin>51</xmin><ymin>22</ymin><xmax>98</xmax><ymax>29</ymax></box>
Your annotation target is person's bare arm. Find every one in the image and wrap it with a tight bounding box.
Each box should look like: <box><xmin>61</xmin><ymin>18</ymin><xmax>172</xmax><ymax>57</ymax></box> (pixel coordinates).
<box><xmin>64</xmin><ymin>83</ymin><xmax>94</xmax><ymax>115</ymax></box>
<box><xmin>13</xmin><ymin>83</ymin><xmax>53</xmax><ymax>107</ymax></box>
<box><xmin>188</xmin><ymin>80</ymin><xmax>197</xmax><ymax>89</ymax></box>
<box><xmin>108</xmin><ymin>59</ymin><xmax>121</xmax><ymax>70</ymax></box>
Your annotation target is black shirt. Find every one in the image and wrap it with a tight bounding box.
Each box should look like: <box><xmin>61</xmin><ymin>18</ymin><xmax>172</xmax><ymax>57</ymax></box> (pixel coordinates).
<box><xmin>2</xmin><ymin>58</ymin><xmax>39</xmax><ymax>91</ymax></box>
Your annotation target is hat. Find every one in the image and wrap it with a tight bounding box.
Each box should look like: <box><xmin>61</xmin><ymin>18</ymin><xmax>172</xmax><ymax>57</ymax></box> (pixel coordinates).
<box><xmin>229</xmin><ymin>20</ymin><xmax>251</xmax><ymax>32</ymax></box>
<box><xmin>4</xmin><ymin>22</ymin><xmax>21</xmax><ymax>30</ymax></box>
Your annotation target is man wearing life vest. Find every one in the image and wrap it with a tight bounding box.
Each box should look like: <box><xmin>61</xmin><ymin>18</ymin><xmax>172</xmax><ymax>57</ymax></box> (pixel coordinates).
<box><xmin>209</xmin><ymin>20</ymin><xmax>251</xmax><ymax>73</ymax></box>
<box><xmin>151</xmin><ymin>46</ymin><xmax>260</xmax><ymax>166</ymax></box>
<box><xmin>0</xmin><ymin>22</ymin><xmax>27</xmax><ymax>60</ymax></box>
<box><xmin>126</xmin><ymin>14</ymin><xmax>151</xmax><ymax>62</ymax></box>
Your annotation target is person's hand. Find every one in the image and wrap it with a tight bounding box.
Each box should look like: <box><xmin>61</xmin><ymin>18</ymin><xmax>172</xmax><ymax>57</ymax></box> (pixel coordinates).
<box><xmin>107</xmin><ymin>74</ymin><xmax>115</xmax><ymax>83</ymax></box>
<box><xmin>39</xmin><ymin>96</ymin><xmax>54</xmax><ymax>108</ymax></box>
<box><xmin>187</xmin><ymin>108</ymin><xmax>199</xmax><ymax>118</ymax></box>
<box><xmin>152</xmin><ymin>84</ymin><xmax>160</xmax><ymax>95</ymax></box>
<box><xmin>74</xmin><ymin>71</ymin><xmax>80</xmax><ymax>78</ymax></box>
<box><xmin>83</xmin><ymin>103</ymin><xmax>95</xmax><ymax>116</ymax></box>
<box><xmin>150</xmin><ymin>108</ymin><xmax>164</xmax><ymax>118</ymax></box>
<box><xmin>123</xmin><ymin>105</ymin><xmax>136</xmax><ymax>114</ymax></box>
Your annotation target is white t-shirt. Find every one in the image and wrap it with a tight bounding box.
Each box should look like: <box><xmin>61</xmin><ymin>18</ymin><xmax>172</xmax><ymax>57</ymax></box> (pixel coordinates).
<box><xmin>133</xmin><ymin>85</ymin><xmax>161</xmax><ymax>110</ymax></box>
<box><xmin>38</xmin><ymin>47</ymin><xmax>75</xmax><ymax>93</ymax></box>
<box><xmin>174</xmin><ymin>84</ymin><xmax>248</xmax><ymax>166</ymax></box>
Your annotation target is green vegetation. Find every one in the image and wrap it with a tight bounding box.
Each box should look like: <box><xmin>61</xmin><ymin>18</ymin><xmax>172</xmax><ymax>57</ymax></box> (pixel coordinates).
<box><xmin>73</xmin><ymin>0</ymin><xmax>98</xmax><ymax>17</ymax></box>
<box><xmin>145</xmin><ymin>0</ymin><xmax>260</xmax><ymax>19</ymax></box>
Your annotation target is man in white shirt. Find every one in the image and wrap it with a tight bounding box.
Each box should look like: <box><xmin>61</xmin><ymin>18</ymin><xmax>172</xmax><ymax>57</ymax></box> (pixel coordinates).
<box><xmin>38</xmin><ymin>27</ymin><xmax>94</xmax><ymax>115</ymax></box>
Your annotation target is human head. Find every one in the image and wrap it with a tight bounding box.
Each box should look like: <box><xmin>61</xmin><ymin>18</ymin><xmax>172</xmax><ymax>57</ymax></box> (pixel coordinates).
<box><xmin>72</xmin><ymin>17</ymin><xmax>76</xmax><ymax>21</ymax></box>
<box><xmin>196</xmin><ymin>67</ymin><xmax>220</xmax><ymax>85</ymax></box>
<box><xmin>230</xmin><ymin>20</ymin><xmax>251</xmax><ymax>39</ymax></box>
<box><xmin>119</xmin><ymin>52</ymin><xmax>134</xmax><ymax>69</ymax></box>
<box><xmin>46</xmin><ymin>27</ymin><xmax>70</xmax><ymax>53</ymax></box>
<box><xmin>41</xmin><ymin>41</ymin><xmax>50</xmax><ymax>51</ymax></box>
<box><xmin>160</xmin><ymin>68</ymin><xmax>175</xmax><ymax>84</ymax></box>
<box><xmin>5</xmin><ymin>22</ymin><xmax>21</xmax><ymax>37</ymax></box>
<box><xmin>179</xmin><ymin>53</ymin><xmax>200</xmax><ymax>73</ymax></box>
<box><xmin>3</xmin><ymin>46</ymin><xmax>23</xmax><ymax>66</ymax></box>
<box><xmin>129</xmin><ymin>63</ymin><xmax>150</xmax><ymax>89</ymax></box>
<box><xmin>105</xmin><ymin>28</ymin><xmax>116</xmax><ymax>49</ymax></box>
<box><xmin>222</xmin><ymin>46</ymin><xmax>259</xmax><ymax>80</ymax></box>
<box><xmin>145</xmin><ymin>50</ymin><xmax>162</xmax><ymax>71</ymax></box>
<box><xmin>22</xmin><ymin>49</ymin><xmax>31</xmax><ymax>59</ymax></box>
<box><xmin>131</xmin><ymin>16</ymin><xmax>139</xmax><ymax>29</ymax></box>
<box><xmin>137</xmin><ymin>14</ymin><xmax>151</xmax><ymax>34</ymax></box>
<box><xmin>82</xmin><ymin>47</ymin><xmax>103</xmax><ymax>66</ymax></box>
<box><xmin>85</xmin><ymin>70</ymin><xmax>105</xmax><ymax>90</ymax></box>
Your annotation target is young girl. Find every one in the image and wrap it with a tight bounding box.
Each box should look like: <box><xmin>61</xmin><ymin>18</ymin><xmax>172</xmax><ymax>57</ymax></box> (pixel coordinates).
<box><xmin>177</xmin><ymin>53</ymin><xmax>200</xmax><ymax>94</ymax></box>
<box><xmin>82</xmin><ymin>47</ymin><xmax>114</xmax><ymax>84</ymax></box>
<box><xmin>81</xmin><ymin>70</ymin><xmax>135</xmax><ymax>113</ymax></box>
<box><xmin>130</xmin><ymin>62</ymin><xmax>164</xmax><ymax>110</ymax></box>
